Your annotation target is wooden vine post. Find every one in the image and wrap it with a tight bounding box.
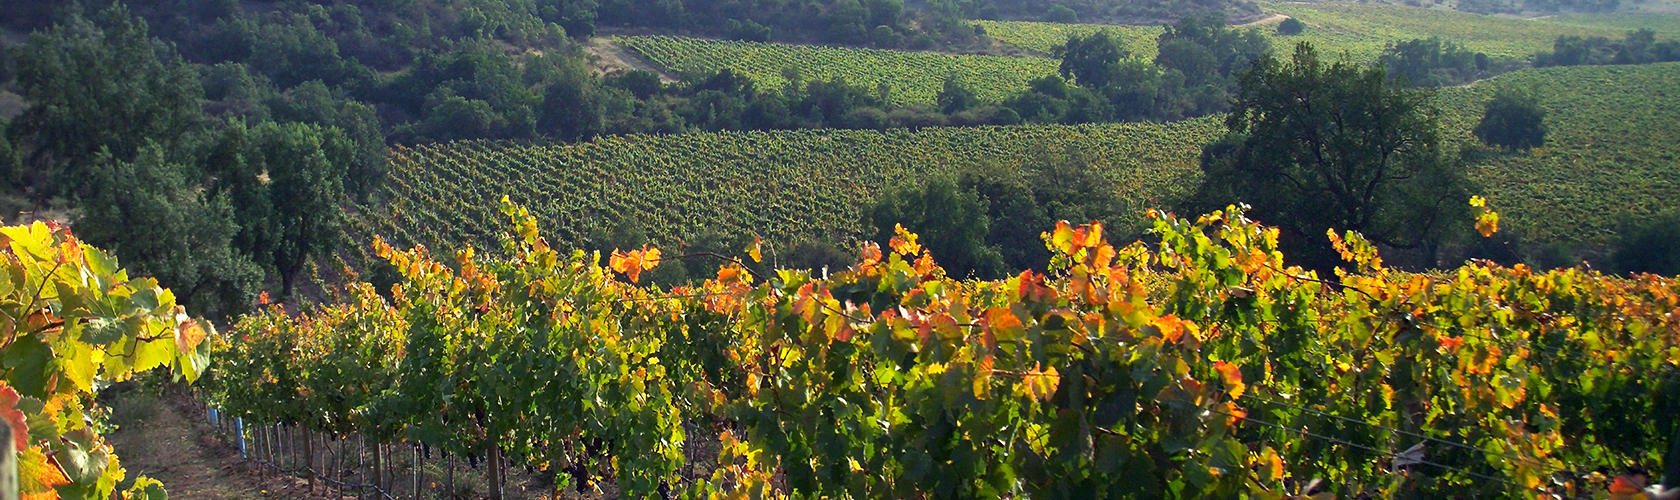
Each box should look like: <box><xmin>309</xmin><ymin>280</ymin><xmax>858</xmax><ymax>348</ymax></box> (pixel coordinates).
<box><xmin>411</xmin><ymin>445</ymin><xmax>421</xmax><ymax>500</ymax></box>
<box><xmin>372</xmin><ymin>441</ymin><xmax>384</xmax><ymax>498</ymax></box>
<box><xmin>488</xmin><ymin>446</ymin><xmax>504</xmax><ymax>500</ymax></box>
<box><xmin>305</xmin><ymin>428</ymin><xmax>316</xmax><ymax>492</ymax></box>
<box><xmin>0</xmin><ymin>420</ymin><xmax>16</xmax><ymax>500</ymax></box>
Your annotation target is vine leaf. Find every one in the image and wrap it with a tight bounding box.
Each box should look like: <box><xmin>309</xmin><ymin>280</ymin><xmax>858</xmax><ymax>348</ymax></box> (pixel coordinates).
<box><xmin>889</xmin><ymin>224</ymin><xmax>921</xmax><ymax>256</ymax></box>
<box><xmin>1214</xmin><ymin>361</ymin><xmax>1244</xmax><ymax>399</ymax></box>
<box><xmin>1019</xmin><ymin>363</ymin><xmax>1060</xmax><ymax>402</ymax></box>
<box><xmin>0</xmin><ymin>382</ymin><xmax>28</xmax><ymax>451</ymax></box>
<box><xmin>609</xmin><ymin>245</ymin><xmax>663</xmax><ymax>283</ymax></box>
<box><xmin>18</xmin><ymin>446</ymin><xmax>71</xmax><ymax>500</ymax></box>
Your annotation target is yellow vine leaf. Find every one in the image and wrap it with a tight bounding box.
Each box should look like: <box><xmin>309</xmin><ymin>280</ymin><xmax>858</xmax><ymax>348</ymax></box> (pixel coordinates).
<box><xmin>1477</xmin><ymin>211</ymin><xmax>1500</xmax><ymax>238</ymax></box>
<box><xmin>1261</xmin><ymin>447</ymin><xmax>1284</xmax><ymax>482</ymax></box>
<box><xmin>1472</xmin><ymin>196</ymin><xmax>1500</xmax><ymax>237</ymax></box>
<box><xmin>1151</xmin><ymin>315</ymin><xmax>1186</xmax><ymax>344</ymax></box>
<box><xmin>973</xmin><ymin>356</ymin><xmax>994</xmax><ymax>400</ymax></box>
<box><xmin>1020</xmin><ymin>363</ymin><xmax>1060</xmax><ymax>402</ymax></box>
<box><xmin>19</xmin><ymin>446</ymin><xmax>71</xmax><ymax>500</ymax></box>
<box><xmin>890</xmin><ymin>224</ymin><xmax>921</xmax><ymax>256</ymax></box>
<box><xmin>1214</xmin><ymin>361</ymin><xmax>1245</xmax><ymax>399</ymax></box>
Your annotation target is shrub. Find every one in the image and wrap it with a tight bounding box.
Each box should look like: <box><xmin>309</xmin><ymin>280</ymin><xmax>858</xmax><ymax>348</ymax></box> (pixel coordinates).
<box><xmin>1473</xmin><ymin>86</ymin><xmax>1547</xmax><ymax>152</ymax></box>
<box><xmin>1612</xmin><ymin>210</ymin><xmax>1680</xmax><ymax>276</ymax></box>
<box><xmin>1046</xmin><ymin>5</ymin><xmax>1079</xmax><ymax>23</ymax></box>
<box><xmin>1276</xmin><ymin>17</ymin><xmax>1305</xmax><ymax>36</ymax></box>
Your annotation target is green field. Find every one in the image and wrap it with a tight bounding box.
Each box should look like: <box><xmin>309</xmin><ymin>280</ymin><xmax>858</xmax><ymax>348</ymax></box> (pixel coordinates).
<box><xmin>369</xmin><ymin>63</ymin><xmax>1680</xmax><ymax>254</ymax></box>
<box><xmin>1438</xmin><ymin>62</ymin><xmax>1680</xmax><ymax>243</ymax></box>
<box><xmin>980</xmin><ymin>3</ymin><xmax>1680</xmax><ymax>62</ymax></box>
<box><xmin>974</xmin><ymin>20</ymin><xmax>1163</xmax><ymax>56</ymax></box>
<box><xmin>618</xmin><ymin>35</ymin><xmax>1060</xmax><ymax>105</ymax></box>
<box><xmin>1266</xmin><ymin>2</ymin><xmax>1680</xmax><ymax>60</ymax></box>
<box><xmin>368</xmin><ymin>119</ymin><xmax>1224</xmax><ymax>252</ymax></box>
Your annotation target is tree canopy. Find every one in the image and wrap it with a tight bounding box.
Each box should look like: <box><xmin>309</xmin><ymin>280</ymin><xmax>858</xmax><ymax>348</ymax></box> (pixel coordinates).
<box><xmin>1192</xmin><ymin>42</ymin><xmax>1472</xmax><ymax>269</ymax></box>
<box><xmin>1473</xmin><ymin>86</ymin><xmax>1548</xmax><ymax>152</ymax></box>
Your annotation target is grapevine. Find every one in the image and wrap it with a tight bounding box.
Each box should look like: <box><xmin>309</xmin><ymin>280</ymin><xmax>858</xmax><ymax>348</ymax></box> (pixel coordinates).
<box><xmin>213</xmin><ymin>198</ymin><xmax>1679</xmax><ymax>499</ymax></box>
<box><xmin>0</xmin><ymin>221</ymin><xmax>214</xmax><ymax>500</ymax></box>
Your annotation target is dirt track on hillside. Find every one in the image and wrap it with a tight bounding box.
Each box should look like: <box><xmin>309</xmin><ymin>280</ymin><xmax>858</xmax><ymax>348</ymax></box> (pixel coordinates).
<box><xmin>585</xmin><ymin>38</ymin><xmax>680</xmax><ymax>83</ymax></box>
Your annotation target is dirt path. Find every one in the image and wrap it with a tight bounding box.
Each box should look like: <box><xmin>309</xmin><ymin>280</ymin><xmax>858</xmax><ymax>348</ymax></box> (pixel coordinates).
<box><xmin>584</xmin><ymin>37</ymin><xmax>679</xmax><ymax>83</ymax></box>
<box><xmin>1236</xmin><ymin>13</ymin><xmax>1291</xmax><ymax>26</ymax></box>
<box><xmin>104</xmin><ymin>390</ymin><xmax>341</xmax><ymax>500</ymax></box>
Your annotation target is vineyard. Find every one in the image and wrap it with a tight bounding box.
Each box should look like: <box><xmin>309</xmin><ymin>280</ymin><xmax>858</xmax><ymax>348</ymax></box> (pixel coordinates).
<box><xmin>1437</xmin><ymin>62</ymin><xmax>1680</xmax><ymax>243</ymax></box>
<box><xmin>365</xmin><ymin>62</ymin><xmax>1680</xmax><ymax>257</ymax></box>
<box><xmin>979</xmin><ymin>4</ymin><xmax>1680</xmax><ymax>62</ymax></box>
<box><xmin>1262</xmin><ymin>1</ymin><xmax>1680</xmax><ymax>61</ymax></box>
<box><xmin>617</xmin><ymin>35</ymin><xmax>1060</xmax><ymax>105</ymax></box>
<box><xmin>973</xmin><ymin>20</ymin><xmax>1163</xmax><ymax>56</ymax></box>
<box><xmin>366</xmin><ymin>118</ymin><xmax>1223</xmax><ymax>254</ymax></box>
<box><xmin>208</xmin><ymin>198</ymin><xmax>1680</xmax><ymax>499</ymax></box>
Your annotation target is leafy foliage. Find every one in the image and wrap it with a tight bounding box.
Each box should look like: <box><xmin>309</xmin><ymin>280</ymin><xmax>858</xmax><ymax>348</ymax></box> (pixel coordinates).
<box><xmin>1534</xmin><ymin>29</ymin><xmax>1680</xmax><ymax>67</ymax></box>
<box><xmin>75</xmin><ymin>144</ymin><xmax>263</xmax><ymax>318</ymax></box>
<box><xmin>866</xmin><ymin>175</ymin><xmax>1003</xmax><ymax>278</ymax></box>
<box><xmin>7</xmin><ymin>4</ymin><xmax>203</xmax><ymax>201</ymax></box>
<box><xmin>0</xmin><ymin>221</ymin><xmax>213</xmax><ymax>500</ymax></box>
<box><xmin>1195</xmin><ymin>43</ymin><xmax>1470</xmax><ymax>270</ymax></box>
<box><xmin>620</xmin><ymin>35</ymin><xmax>1060</xmax><ymax>105</ymax></box>
<box><xmin>1380</xmin><ymin>37</ymin><xmax>1492</xmax><ymax>88</ymax></box>
<box><xmin>1611</xmin><ymin>210</ymin><xmax>1680</xmax><ymax>276</ymax></box>
<box><xmin>867</xmin><ymin>147</ymin><xmax>1130</xmax><ymax>279</ymax></box>
<box><xmin>1275</xmin><ymin>17</ymin><xmax>1304</xmax><ymax>36</ymax></box>
<box><xmin>213</xmin><ymin>199</ymin><xmax>1679</xmax><ymax>499</ymax></box>
<box><xmin>1057</xmin><ymin>31</ymin><xmax>1132</xmax><ymax>89</ymax></box>
<box><xmin>1473</xmin><ymin>87</ymin><xmax>1548</xmax><ymax>152</ymax></box>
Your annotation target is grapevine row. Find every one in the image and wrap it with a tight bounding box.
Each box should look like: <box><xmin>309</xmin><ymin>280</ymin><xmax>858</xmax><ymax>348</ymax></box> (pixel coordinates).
<box><xmin>210</xmin><ymin>198</ymin><xmax>1679</xmax><ymax>499</ymax></box>
<box><xmin>618</xmin><ymin>35</ymin><xmax>1061</xmax><ymax>105</ymax></box>
<box><xmin>367</xmin><ymin>120</ymin><xmax>1224</xmax><ymax>257</ymax></box>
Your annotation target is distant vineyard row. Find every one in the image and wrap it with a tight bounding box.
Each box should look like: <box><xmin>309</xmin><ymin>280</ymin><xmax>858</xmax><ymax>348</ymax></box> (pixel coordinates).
<box><xmin>979</xmin><ymin>3</ymin><xmax>1680</xmax><ymax>60</ymax></box>
<box><xmin>366</xmin><ymin>118</ymin><xmax>1224</xmax><ymax>253</ymax></box>
<box><xmin>618</xmin><ymin>35</ymin><xmax>1061</xmax><ymax>105</ymax></box>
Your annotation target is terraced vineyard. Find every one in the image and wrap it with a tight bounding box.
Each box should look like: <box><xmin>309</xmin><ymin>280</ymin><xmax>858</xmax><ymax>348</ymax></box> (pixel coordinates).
<box><xmin>368</xmin><ymin>119</ymin><xmax>1225</xmax><ymax>252</ymax></box>
<box><xmin>618</xmin><ymin>35</ymin><xmax>1060</xmax><ymax>105</ymax></box>
<box><xmin>1437</xmin><ymin>62</ymin><xmax>1680</xmax><ymax>243</ymax></box>
<box><xmin>981</xmin><ymin>4</ymin><xmax>1680</xmax><ymax>62</ymax></box>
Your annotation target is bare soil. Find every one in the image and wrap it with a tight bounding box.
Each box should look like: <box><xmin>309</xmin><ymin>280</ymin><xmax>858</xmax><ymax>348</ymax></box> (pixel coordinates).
<box><xmin>1236</xmin><ymin>13</ymin><xmax>1292</xmax><ymax>26</ymax></box>
<box><xmin>104</xmin><ymin>389</ymin><xmax>342</xmax><ymax>500</ymax></box>
<box><xmin>584</xmin><ymin>38</ymin><xmax>680</xmax><ymax>83</ymax></box>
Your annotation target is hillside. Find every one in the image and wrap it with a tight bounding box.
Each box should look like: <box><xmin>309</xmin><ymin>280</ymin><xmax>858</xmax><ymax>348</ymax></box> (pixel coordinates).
<box><xmin>618</xmin><ymin>36</ymin><xmax>1062</xmax><ymax>105</ymax></box>
<box><xmin>365</xmin><ymin>62</ymin><xmax>1680</xmax><ymax>255</ymax></box>
<box><xmin>1439</xmin><ymin>61</ymin><xmax>1680</xmax><ymax>243</ymax></box>
<box><xmin>365</xmin><ymin>118</ymin><xmax>1225</xmax><ymax>253</ymax></box>
<box><xmin>974</xmin><ymin>21</ymin><xmax>1165</xmax><ymax>56</ymax></box>
<box><xmin>979</xmin><ymin>3</ymin><xmax>1680</xmax><ymax>60</ymax></box>
<box><xmin>1265</xmin><ymin>1</ymin><xmax>1680</xmax><ymax>60</ymax></box>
